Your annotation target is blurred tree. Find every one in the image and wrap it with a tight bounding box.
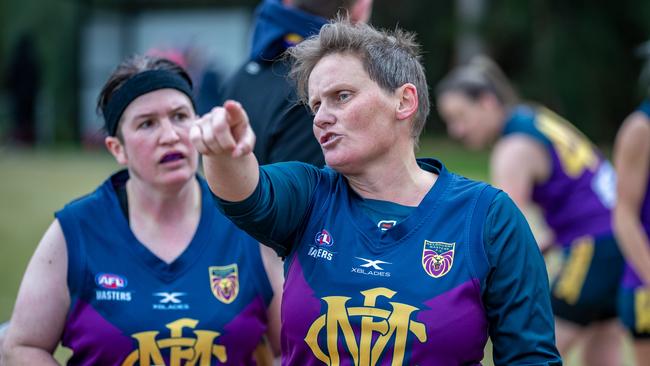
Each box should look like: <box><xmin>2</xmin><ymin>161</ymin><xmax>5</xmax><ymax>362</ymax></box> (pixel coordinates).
<box><xmin>2</xmin><ymin>0</ymin><xmax>648</xmax><ymax>145</ymax></box>
<box><xmin>481</xmin><ymin>0</ymin><xmax>650</xmax><ymax>142</ymax></box>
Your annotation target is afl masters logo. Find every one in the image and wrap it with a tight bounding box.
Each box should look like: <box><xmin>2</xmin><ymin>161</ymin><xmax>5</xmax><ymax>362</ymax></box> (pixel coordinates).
<box><xmin>422</xmin><ymin>240</ymin><xmax>455</xmax><ymax>278</ymax></box>
<box><xmin>209</xmin><ymin>264</ymin><xmax>239</xmax><ymax>304</ymax></box>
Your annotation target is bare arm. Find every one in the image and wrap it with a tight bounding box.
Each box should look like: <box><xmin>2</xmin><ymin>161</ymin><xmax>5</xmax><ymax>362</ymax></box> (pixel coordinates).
<box><xmin>260</xmin><ymin>244</ymin><xmax>283</xmax><ymax>357</ymax></box>
<box><xmin>2</xmin><ymin>220</ymin><xmax>70</xmax><ymax>365</ymax></box>
<box><xmin>491</xmin><ymin>135</ymin><xmax>554</xmax><ymax>251</ymax></box>
<box><xmin>191</xmin><ymin>100</ymin><xmax>260</xmax><ymax>201</ymax></box>
<box><xmin>613</xmin><ymin>112</ymin><xmax>650</xmax><ymax>285</ymax></box>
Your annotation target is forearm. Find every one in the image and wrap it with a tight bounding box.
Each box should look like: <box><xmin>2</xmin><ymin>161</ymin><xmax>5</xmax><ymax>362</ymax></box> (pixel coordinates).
<box><xmin>203</xmin><ymin>153</ymin><xmax>260</xmax><ymax>202</ymax></box>
<box><xmin>3</xmin><ymin>346</ymin><xmax>59</xmax><ymax>365</ymax></box>
<box><xmin>614</xmin><ymin>210</ymin><xmax>650</xmax><ymax>284</ymax></box>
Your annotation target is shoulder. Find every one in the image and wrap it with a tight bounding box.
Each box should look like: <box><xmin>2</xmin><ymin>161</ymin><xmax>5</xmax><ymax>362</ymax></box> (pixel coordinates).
<box><xmin>493</xmin><ymin>133</ymin><xmax>548</xmax><ymax>160</ymax></box>
<box><xmin>222</xmin><ymin>60</ymin><xmax>291</xmax><ymax>95</ymax></box>
<box><xmin>491</xmin><ymin>133</ymin><xmax>550</xmax><ymax>182</ymax></box>
<box><xmin>616</xmin><ymin>110</ymin><xmax>650</xmax><ymax>147</ymax></box>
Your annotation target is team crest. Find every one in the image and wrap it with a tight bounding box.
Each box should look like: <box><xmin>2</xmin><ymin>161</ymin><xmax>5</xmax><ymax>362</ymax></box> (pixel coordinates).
<box><xmin>422</xmin><ymin>241</ymin><xmax>455</xmax><ymax>278</ymax></box>
<box><xmin>209</xmin><ymin>265</ymin><xmax>239</xmax><ymax>304</ymax></box>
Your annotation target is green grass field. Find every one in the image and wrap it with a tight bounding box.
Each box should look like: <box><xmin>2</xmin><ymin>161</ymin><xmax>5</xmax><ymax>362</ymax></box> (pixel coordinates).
<box><xmin>0</xmin><ymin>137</ymin><xmax>633</xmax><ymax>365</ymax></box>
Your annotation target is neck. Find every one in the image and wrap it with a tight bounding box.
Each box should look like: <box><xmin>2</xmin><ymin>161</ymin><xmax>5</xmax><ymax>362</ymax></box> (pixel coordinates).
<box><xmin>126</xmin><ymin>175</ymin><xmax>200</xmax><ymax>224</ymax></box>
<box><xmin>347</xmin><ymin>146</ymin><xmax>436</xmax><ymax>206</ymax></box>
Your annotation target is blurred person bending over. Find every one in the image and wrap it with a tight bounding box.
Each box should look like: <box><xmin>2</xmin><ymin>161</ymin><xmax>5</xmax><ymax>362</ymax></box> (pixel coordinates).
<box><xmin>1</xmin><ymin>55</ymin><xmax>280</xmax><ymax>365</ymax></box>
<box><xmin>192</xmin><ymin>19</ymin><xmax>561</xmax><ymax>365</ymax></box>
<box><xmin>436</xmin><ymin>56</ymin><xmax>624</xmax><ymax>365</ymax></box>
<box><xmin>613</xmin><ymin>94</ymin><xmax>650</xmax><ymax>365</ymax></box>
<box><xmin>218</xmin><ymin>0</ymin><xmax>372</xmax><ymax>167</ymax></box>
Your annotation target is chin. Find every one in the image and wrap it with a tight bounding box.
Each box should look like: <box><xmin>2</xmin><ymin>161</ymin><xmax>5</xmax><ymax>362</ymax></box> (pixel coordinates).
<box><xmin>159</xmin><ymin>168</ymin><xmax>196</xmax><ymax>187</ymax></box>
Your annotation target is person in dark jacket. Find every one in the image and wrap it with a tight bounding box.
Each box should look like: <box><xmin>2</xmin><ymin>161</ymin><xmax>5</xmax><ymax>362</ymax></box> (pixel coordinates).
<box><xmin>218</xmin><ymin>0</ymin><xmax>372</xmax><ymax>167</ymax></box>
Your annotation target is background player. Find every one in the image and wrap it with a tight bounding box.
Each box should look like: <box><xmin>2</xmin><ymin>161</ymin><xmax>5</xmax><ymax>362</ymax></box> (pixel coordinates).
<box><xmin>218</xmin><ymin>0</ymin><xmax>373</xmax><ymax>167</ymax></box>
<box><xmin>436</xmin><ymin>56</ymin><xmax>624</xmax><ymax>365</ymax></box>
<box><xmin>612</xmin><ymin>94</ymin><xmax>650</xmax><ymax>365</ymax></box>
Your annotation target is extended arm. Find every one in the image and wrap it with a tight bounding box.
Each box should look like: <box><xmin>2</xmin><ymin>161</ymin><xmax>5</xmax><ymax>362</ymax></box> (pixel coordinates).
<box><xmin>613</xmin><ymin>112</ymin><xmax>650</xmax><ymax>284</ymax></box>
<box><xmin>2</xmin><ymin>220</ymin><xmax>70</xmax><ymax>365</ymax></box>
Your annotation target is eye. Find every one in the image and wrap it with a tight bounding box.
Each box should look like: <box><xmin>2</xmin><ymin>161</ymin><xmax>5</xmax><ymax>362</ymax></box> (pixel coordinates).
<box><xmin>137</xmin><ymin>120</ymin><xmax>153</xmax><ymax>129</ymax></box>
<box><xmin>310</xmin><ymin>102</ymin><xmax>321</xmax><ymax>115</ymax></box>
<box><xmin>337</xmin><ymin>91</ymin><xmax>352</xmax><ymax>102</ymax></box>
<box><xmin>172</xmin><ymin>111</ymin><xmax>190</xmax><ymax>122</ymax></box>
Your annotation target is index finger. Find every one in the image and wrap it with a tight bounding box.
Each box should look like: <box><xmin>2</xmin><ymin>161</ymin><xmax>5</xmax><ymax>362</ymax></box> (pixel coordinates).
<box><xmin>224</xmin><ymin>100</ymin><xmax>249</xmax><ymax>128</ymax></box>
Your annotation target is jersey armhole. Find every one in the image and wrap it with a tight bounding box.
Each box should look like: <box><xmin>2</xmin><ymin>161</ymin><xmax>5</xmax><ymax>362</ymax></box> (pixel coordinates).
<box><xmin>55</xmin><ymin>208</ymin><xmax>87</xmax><ymax>306</ymax></box>
<box><xmin>249</xmin><ymin>241</ymin><xmax>275</xmax><ymax>307</ymax></box>
<box><xmin>466</xmin><ymin>186</ymin><xmax>499</xmax><ymax>294</ymax></box>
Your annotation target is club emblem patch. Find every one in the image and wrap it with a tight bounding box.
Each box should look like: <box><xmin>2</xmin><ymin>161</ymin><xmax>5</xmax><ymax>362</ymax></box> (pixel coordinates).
<box><xmin>209</xmin><ymin>264</ymin><xmax>239</xmax><ymax>304</ymax></box>
<box><xmin>422</xmin><ymin>241</ymin><xmax>455</xmax><ymax>278</ymax></box>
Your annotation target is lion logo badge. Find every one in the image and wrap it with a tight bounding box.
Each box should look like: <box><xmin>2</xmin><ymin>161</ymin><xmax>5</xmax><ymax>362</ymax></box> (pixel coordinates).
<box><xmin>209</xmin><ymin>264</ymin><xmax>239</xmax><ymax>304</ymax></box>
<box><xmin>422</xmin><ymin>241</ymin><xmax>455</xmax><ymax>278</ymax></box>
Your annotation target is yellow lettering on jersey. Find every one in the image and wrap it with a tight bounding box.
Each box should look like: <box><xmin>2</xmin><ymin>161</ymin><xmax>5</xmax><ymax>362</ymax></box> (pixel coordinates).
<box><xmin>635</xmin><ymin>288</ymin><xmax>650</xmax><ymax>333</ymax></box>
<box><xmin>121</xmin><ymin>318</ymin><xmax>227</xmax><ymax>366</ymax></box>
<box><xmin>535</xmin><ymin>108</ymin><xmax>598</xmax><ymax>178</ymax></box>
<box><xmin>553</xmin><ymin>237</ymin><xmax>594</xmax><ymax>305</ymax></box>
<box><xmin>305</xmin><ymin>287</ymin><xmax>427</xmax><ymax>366</ymax></box>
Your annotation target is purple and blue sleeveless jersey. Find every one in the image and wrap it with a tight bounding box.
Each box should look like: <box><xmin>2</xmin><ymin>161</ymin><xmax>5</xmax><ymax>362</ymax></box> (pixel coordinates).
<box><xmin>502</xmin><ymin>105</ymin><xmax>616</xmax><ymax>246</ymax></box>
<box><xmin>218</xmin><ymin>159</ymin><xmax>561</xmax><ymax>365</ymax></box>
<box><xmin>55</xmin><ymin>170</ymin><xmax>273</xmax><ymax>365</ymax></box>
<box><xmin>622</xmin><ymin>100</ymin><xmax>650</xmax><ymax>288</ymax></box>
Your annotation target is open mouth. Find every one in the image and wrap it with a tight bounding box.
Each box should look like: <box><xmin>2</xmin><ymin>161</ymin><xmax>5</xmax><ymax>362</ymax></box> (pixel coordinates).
<box><xmin>320</xmin><ymin>133</ymin><xmax>339</xmax><ymax>146</ymax></box>
<box><xmin>160</xmin><ymin>152</ymin><xmax>184</xmax><ymax>164</ymax></box>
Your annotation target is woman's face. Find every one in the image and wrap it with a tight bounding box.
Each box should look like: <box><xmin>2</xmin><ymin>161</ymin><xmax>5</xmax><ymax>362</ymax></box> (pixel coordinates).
<box><xmin>307</xmin><ymin>53</ymin><xmax>404</xmax><ymax>175</ymax></box>
<box><xmin>106</xmin><ymin>88</ymin><xmax>198</xmax><ymax>189</ymax></box>
<box><xmin>437</xmin><ymin>91</ymin><xmax>502</xmax><ymax>150</ymax></box>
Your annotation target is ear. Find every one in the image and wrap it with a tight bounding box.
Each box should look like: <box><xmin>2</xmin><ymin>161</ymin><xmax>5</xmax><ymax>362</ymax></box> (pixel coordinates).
<box><xmin>395</xmin><ymin>83</ymin><xmax>418</xmax><ymax>121</ymax></box>
<box><xmin>105</xmin><ymin>136</ymin><xmax>128</xmax><ymax>165</ymax></box>
<box><xmin>350</xmin><ymin>0</ymin><xmax>373</xmax><ymax>24</ymax></box>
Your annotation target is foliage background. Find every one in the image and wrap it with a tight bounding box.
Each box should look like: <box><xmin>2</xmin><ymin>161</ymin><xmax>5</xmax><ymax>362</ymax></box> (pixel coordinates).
<box><xmin>1</xmin><ymin>0</ymin><xmax>649</xmax><ymax>144</ymax></box>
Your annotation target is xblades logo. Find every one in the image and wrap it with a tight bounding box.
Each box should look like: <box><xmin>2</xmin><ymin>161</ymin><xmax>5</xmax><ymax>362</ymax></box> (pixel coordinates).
<box><xmin>352</xmin><ymin>257</ymin><xmax>392</xmax><ymax>277</ymax></box>
<box><xmin>356</xmin><ymin>257</ymin><xmax>391</xmax><ymax>270</ymax></box>
<box><xmin>153</xmin><ymin>292</ymin><xmax>190</xmax><ymax>310</ymax></box>
<box><xmin>154</xmin><ymin>292</ymin><xmax>185</xmax><ymax>304</ymax></box>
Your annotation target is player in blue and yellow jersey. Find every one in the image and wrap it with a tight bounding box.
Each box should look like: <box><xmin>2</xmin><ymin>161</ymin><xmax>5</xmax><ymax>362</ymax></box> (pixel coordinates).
<box><xmin>613</xmin><ymin>97</ymin><xmax>650</xmax><ymax>365</ymax></box>
<box><xmin>191</xmin><ymin>18</ymin><xmax>561</xmax><ymax>365</ymax></box>
<box><xmin>436</xmin><ymin>56</ymin><xmax>624</xmax><ymax>365</ymax></box>
<box><xmin>2</xmin><ymin>55</ymin><xmax>281</xmax><ymax>365</ymax></box>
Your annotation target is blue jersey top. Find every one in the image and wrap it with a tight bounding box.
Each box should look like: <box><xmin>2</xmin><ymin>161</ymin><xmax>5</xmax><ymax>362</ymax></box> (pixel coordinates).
<box><xmin>218</xmin><ymin>159</ymin><xmax>560</xmax><ymax>365</ymax></box>
<box><xmin>56</xmin><ymin>170</ymin><xmax>273</xmax><ymax>366</ymax></box>
<box><xmin>502</xmin><ymin>105</ymin><xmax>615</xmax><ymax>246</ymax></box>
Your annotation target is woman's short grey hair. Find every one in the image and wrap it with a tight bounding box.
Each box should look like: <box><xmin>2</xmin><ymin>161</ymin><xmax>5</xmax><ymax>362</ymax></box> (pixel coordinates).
<box><xmin>287</xmin><ymin>18</ymin><xmax>430</xmax><ymax>145</ymax></box>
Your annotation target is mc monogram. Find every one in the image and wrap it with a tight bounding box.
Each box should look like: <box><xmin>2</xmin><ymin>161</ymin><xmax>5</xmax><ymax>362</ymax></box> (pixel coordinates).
<box><xmin>305</xmin><ymin>287</ymin><xmax>427</xmax><ymax>365</ymax></box>
<box><xmin>121</xmin><ymin>318</ymin><xmax>226</xmax><ymax>366</ymax></box>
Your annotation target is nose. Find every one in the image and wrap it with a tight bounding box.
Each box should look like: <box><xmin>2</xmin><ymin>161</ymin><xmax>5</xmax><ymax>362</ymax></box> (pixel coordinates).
<box><xmin>313</xmin><ymin>104</ymin><xmax>335</xmax><ymax>130</ymax></box>
<box><xmin>159</xmin><ymin>119</ymin><xmax>181</xmax><ymax>144</ymax></box>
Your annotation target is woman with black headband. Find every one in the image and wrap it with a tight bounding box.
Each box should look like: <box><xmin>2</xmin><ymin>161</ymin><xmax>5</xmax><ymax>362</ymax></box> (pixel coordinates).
<box><xmin>2</xmin><ymin>55</ymin><xmax>281</xmax><ymax>365</ymax></box>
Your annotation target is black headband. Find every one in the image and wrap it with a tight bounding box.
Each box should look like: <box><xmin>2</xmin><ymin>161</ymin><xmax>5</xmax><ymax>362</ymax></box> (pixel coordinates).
<box><xmin>102</xmin><ymin>69</ymin><xmax>195</xmax><ymax>136</ymax></box>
